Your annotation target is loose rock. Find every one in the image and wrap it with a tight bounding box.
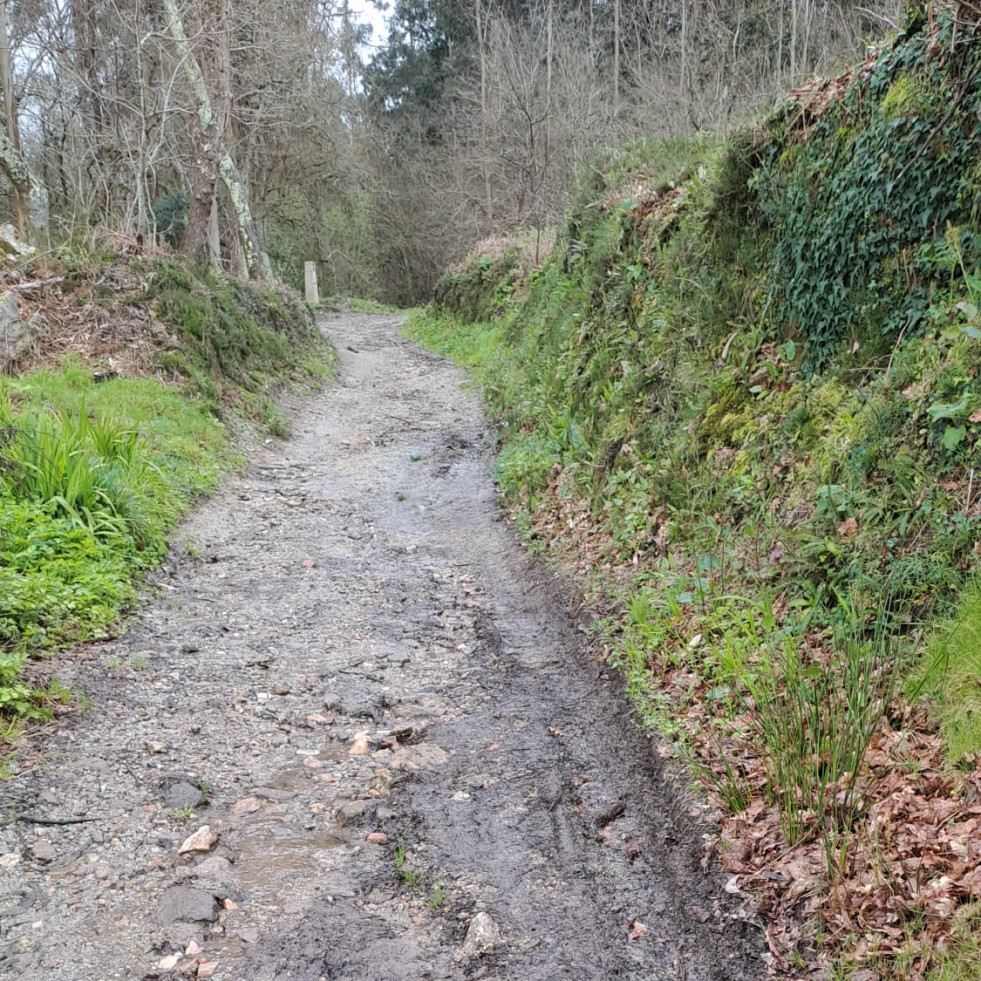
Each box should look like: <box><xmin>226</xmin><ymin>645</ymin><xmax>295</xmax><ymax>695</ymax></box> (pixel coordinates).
<box><xmin>166</xmin><ymin>782</ymin><xmax>208</xmax><ymax>811</ymax></box>
<box><xmin>156</xmin><ymin>886</ymin><xmax>219</xmax><ymax>925</ymax></box>
<box><xmin>31</xmin><ymin>840</ymin><xmax>58</xmax><ymax>864</ymax></box>
<box><xmin>189</xmin><ymin>854</ymin><xmax>232</xmax><ymax>879</ymax></box>
<box><xmin>335</xmin><ymin>799</ymin><xmax>377</xmax><ymax>827</ymax></box>
<box><xmin>347</xmin><ymin>731</ymin><xmax>370</xmax><ymax>756</ymax></box>
<box><xmin>178</xmin><ymin>826</ymin><xmax>218</xmax><ymax>855</ymax></box>
<box><xmin>228</xmin><ymin>797</ymin><xmax>262</xmax><ymax>815</ymax></box>
<box><xmin>0</xmin><ymin>223</ymin><xmax>35</xmax><ymax>259</ymax></box>
<box><xmin>460</xmin><ymin>911</ymin><xmax>502</xmax><ymax>958</ymax></box>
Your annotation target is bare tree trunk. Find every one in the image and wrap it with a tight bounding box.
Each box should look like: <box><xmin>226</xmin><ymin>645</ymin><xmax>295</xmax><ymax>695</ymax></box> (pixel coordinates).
<box><xmin>183</xmin><ymin>129</ymin><xmax>221</xmax><ymax>264</ymax></box>
<box><xmin>544</xmin><ymin>3</ymin><xmax>552</xmax><ymax>168</ymax></box>
<box><xmin>790</xmin><ymin>0</ymin><xmax>799</xmax><ymax>81</ymax></box>
<box><xmin>541</xmin><ymin>0</ymin><xmax>553</xmax><ymax>262</ymax></box>
<box><xmin>613</xmin><ymin>0</ymin><xmax>620</xmax><ymax>118</ymax></box>
<box><xmin>475</xmin><ymin>0</ymin><xmax>493</xmax><ymax>223</ymax></box>
<box><xmin>218</xmin><ymin>151</ymin><xmax>271</xmax><ymax>280</ymax></box>
<box><xmin>165</xmin><ymin>0</ymin><xmax>219</xmax><ymax>263</ymax></box>
<box><xmin>207</xmin><ymin>193</ymin><xmax>222</xmax><ymax>268</ymax></box>
<box><xmin>0</xmin><ymin>0</ymin><xmax>27</xmax><ymax>237</ymax></box>
<box><xmin>0</xmin><ymin>128</ymin><xmax>43</xmax><ymax>242</ymax></box>
<box><xmin>0</xmin><ymin>127</ymin><xmax>33</xmax><ymax>223</ymax></box>
<box><xmin>680</xmin><ymin>0</ymin><xmax>688</xmax><ymax>110</ymax></box>
<box><xmin>223</xmin><ymin>184</ymin><xmax>247</xmax><ymax>279</ymax></box>
<box><xmin>132</xmin><ymin>0</ymin><xmax>152</xmax><ymax>238</ymax></box>
<box><xmin>588</xmin><ymin>0</ymin><xmax>595</xmax><ymax>65</ymax></box>
<box><xmin>777</xmin><ymin>3</ymin><xmax>784</xmax><ymax>87</ymax></box>
<box><xmin>162</xmin><ymin>0</ymin><xmax>272</xmax><ymax>281</ymax></box>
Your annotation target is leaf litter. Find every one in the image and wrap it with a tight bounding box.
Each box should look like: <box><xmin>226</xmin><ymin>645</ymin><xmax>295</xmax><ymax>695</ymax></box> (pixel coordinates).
<box><xmin>508</xmin><ymin>466</ymin><xmax>981</xmax><ymax>978</ymax></box>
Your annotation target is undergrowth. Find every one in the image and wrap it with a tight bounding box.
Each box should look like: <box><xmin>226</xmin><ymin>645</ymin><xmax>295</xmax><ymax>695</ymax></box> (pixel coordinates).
<box><xmin>0</xmin><ymin>365</ymin><xmax>226</xmax><ymax>719</ymax></box>
<box><xmin>406</xmin><ymin>7</ymin><xmax>981</xmax><ymax>977</ymax></box>
<box><xmin>914</xmin><ymin>579</ymin><xmax>981</xmax><ymax>765</ymax></box>
<box><xmin>0</xmin><ymin>252</ymin><xmax>334</xmax><ymax>726</ymax></box>
<box><xmin>147</xmin><ymin>257</ymin><xmax>334</xmax><ymax>416</ymax></box>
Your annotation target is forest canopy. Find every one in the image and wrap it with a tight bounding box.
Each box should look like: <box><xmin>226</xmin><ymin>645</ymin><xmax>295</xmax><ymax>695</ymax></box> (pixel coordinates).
<box><xmin>0</xmin><ymin>0</ymin><xmax>901</xmax><ymax>303</ymax></box>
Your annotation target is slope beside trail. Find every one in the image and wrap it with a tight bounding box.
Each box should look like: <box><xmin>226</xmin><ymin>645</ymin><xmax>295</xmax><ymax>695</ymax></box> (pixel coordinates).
<box><xmin>0</xmin><ymin>313</ymin><xmax>763</xmax><ymax>981</ymax></box>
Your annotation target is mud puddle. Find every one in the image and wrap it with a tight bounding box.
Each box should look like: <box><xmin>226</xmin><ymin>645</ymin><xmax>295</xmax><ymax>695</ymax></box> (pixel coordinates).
<box><xmin>0</xmin><ymin>314</ymin><xmax>762</xmax><ymax>980</ymax></box>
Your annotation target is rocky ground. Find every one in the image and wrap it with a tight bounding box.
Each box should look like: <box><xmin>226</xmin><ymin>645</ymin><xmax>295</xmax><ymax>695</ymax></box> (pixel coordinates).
<box><xmin>0</xmin><ymin>314</ymin><xmax>763</xmax><ymax>981</ymax></box>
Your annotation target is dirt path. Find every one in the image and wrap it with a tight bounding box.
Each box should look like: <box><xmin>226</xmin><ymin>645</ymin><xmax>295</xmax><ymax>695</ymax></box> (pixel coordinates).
<box><xmin>0</xmin><ymin>314</ymin><xmax>762</xmax><ymax>981</ymax></box>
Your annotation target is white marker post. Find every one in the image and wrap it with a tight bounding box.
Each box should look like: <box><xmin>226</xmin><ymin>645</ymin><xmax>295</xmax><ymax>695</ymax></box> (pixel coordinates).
<box><xmin>304</xmin><ymin>261</ymin><xmax>319</xmax><ymax>306</ymax></box>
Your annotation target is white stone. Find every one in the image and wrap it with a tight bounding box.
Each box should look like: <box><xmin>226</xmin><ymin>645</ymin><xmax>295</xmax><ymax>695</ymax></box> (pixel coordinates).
<box><xmin>0</xmin><ymin>224</ymin><xmax>35</xmax><ymax>259</ymax></box>
<box><xmin>0</xmin><ymin>292</ymin><xmax>25</xmax><ymax>362</ymax></box>
<box><xmin>348</xmin><ymin>731</ymin><xmax>370</xmax><ymax>756</ymax></box>
<box><xmin>460</xmin><ymin>911</ymin><xmax>501</xmax><ymax>958</ymax></box>
<box><xmin>178</xmin><ymin>825</ymin><xmax>218</xmax><ymax>855</ymax></box>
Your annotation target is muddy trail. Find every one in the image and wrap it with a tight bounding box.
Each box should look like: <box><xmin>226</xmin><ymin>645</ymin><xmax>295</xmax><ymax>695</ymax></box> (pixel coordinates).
<box><xmin>0</xmin><ymin>314</ymin><xmax>763</xmax><ymax>981</ymax></box>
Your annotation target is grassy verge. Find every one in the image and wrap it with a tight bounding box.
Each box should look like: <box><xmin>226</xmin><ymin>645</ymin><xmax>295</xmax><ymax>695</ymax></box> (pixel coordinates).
<box><xmin>341</xmin><ymin>296</ymin><xmax>403</xmax><ymax>314</ymax></box>
<box><xmin>914</xmin><ymin>582</ymin><xmax>981</xmax><ymax>767</ymax></box>
<box><xmin>403</xmin><ymin>10</ymin><xmax>981</xmax><ymax>977</ymax></box>
<box><xmin>0</xmin><ymin>250</ymin><xmax>335</xmax><ymax>734</ymax></box>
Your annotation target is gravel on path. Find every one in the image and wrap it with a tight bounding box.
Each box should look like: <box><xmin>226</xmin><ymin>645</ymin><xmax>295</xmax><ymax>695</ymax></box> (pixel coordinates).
<box><xmin>0</xmin><ymin>313</ymin><xmax>763</xmax><ymax>981</ymax></box>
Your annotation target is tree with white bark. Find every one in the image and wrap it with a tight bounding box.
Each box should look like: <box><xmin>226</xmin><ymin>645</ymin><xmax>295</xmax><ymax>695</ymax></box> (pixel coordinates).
<box><xmin>161</xmin><ymin>0</ymin><xmax>271</xmax><ymax>280</ymax></box>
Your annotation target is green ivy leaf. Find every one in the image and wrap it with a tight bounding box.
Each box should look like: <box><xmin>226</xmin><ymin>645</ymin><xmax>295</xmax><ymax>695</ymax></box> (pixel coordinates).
<box><xmin>926</xmin><ymin>397</ymin><xmax>971</xmax><ymax>422</ymax></box>
<box><xmin>942</xmin><ymin>425</ymin><xmax>967</xmax><ymax>451</ymax></box>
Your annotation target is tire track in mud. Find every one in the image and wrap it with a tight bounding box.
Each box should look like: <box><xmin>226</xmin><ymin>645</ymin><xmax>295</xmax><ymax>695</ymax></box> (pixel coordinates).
<box><xmin>0</xmin><ymin>314</ymin><xmax>762</xmax><ymax>980</ymax></box>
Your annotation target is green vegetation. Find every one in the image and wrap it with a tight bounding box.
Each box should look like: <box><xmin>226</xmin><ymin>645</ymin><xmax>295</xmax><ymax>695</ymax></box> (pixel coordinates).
<box><xmin>0</xmin><ymin>368</ymin><xmax>225</xmax><ymax>718</ymax></box>
<box><xmin>407</xmin><ymin>8</ymin><xmax>980</xmax><ymax>977</ymax></box>
<box><xmin>756</xmin><ymin>13</ymin><xmax>981</xmax><ymax>370</ymax></box>
<box><xmin>393</xmin><ymin>843</ymin><xmax>425</xmax><ymax>887</ymax></box>
<box><xmin>0</xmin><ymin>255</ymin><xmax>334</xmax><ymax>725</ymax></box>
<box><xmin>147</xmin><ymin>257</ymin><xmax>334</xmax><ymax>414</ymax></box>
<box><xmin>342</xmin><ymin>296</ymin><xmax>402</xmax><ymax>314</ymax></box>
<box><xmin>916</xmin><ymin>580</ymin><xmax>981</xmax><ymax>765</ymax></box>
<box><xmin>394</xmin><ymin>843</ymin><xmax>447</xmax><ymax>910</ymax></box>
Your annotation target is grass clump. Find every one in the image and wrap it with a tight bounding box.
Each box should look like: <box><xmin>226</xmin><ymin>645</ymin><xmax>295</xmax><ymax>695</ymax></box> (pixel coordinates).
<box><xmin>0</xmin><ymin>364</ymin><xmax>228</xmax><ymax>681</ymax></box>
<box><xmin>915</xmin><ymin>580</ymin><xmax>981</xmax><ymax>765</ymax></box>
<box><xmin>343</xmin><ymin>296</ymin><xmax>401</xmax><ymax>314</ymax></box>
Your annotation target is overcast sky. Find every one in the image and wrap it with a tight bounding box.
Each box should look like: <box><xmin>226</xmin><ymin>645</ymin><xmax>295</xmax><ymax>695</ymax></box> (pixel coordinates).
<box><xmin>347</xmin><ymin>0</ymin><xmax>391</xmax><ymax>52</ymax></box>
